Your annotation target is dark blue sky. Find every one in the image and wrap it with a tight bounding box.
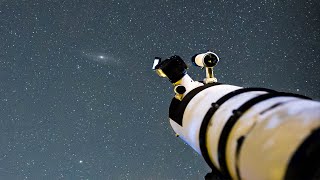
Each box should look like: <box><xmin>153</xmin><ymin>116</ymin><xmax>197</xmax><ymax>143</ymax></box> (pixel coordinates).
<box><xmin>0</xmin><ymin>0</ymin><xmax>319</xmax><ymax>179</ymax></box>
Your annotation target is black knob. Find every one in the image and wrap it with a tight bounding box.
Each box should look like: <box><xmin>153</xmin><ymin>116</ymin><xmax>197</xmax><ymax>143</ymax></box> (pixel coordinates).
<box><xmin>174</xmin><ymin>85</ymin><xmax>186</xmax><ymax>94</ymax></box>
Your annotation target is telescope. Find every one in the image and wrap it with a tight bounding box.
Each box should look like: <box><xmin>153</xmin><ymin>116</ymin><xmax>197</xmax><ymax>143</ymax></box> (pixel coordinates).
<box><xmin>153</xmin><ymin>52</ymin><xmax>320</xmax><ymax>180</ymax></box>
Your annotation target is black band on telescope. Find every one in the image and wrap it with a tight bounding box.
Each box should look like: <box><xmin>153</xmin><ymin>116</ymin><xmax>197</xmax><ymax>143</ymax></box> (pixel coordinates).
<box><xmin>217</xmin><ymin>92</ymin><xmax>312</xmax><ymax>178</ymax></box>
<box><xmin>199</xmin><ymin>87</ymin><xmax>276</xmax><ymax>175</ymax></box>
<box><xmin>169</xmin><ymin>82</ymin><xmax>222</xmax><ymax>126</ymax></box>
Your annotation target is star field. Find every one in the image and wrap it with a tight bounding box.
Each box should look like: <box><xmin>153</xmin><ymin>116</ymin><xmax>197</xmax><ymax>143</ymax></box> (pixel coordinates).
<box><xmin>0</xmin><ymin>0</ymin><xmax>319</xmax><ymax>179</ymax></box>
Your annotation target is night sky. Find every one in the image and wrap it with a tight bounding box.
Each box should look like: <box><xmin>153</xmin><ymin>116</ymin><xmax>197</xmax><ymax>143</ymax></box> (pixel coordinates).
<box><xmin>0</xmin><ymin>0</ymin><xmax>319</xmax><ymax>179</ymax></box>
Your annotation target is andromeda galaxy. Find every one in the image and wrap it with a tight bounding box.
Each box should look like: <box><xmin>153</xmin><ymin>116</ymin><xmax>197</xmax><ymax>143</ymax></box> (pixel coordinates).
<box><xmin>81</xmin><ymin>51</ymin><xmax>120</xmax><ymax>65</ymax></box>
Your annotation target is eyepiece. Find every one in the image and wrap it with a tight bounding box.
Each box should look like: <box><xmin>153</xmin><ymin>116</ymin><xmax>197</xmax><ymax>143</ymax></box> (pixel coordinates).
<box><xmin>153</xmin><ymin>55</ymin><xmax>188</xmax><ymax>83</ymax></box>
